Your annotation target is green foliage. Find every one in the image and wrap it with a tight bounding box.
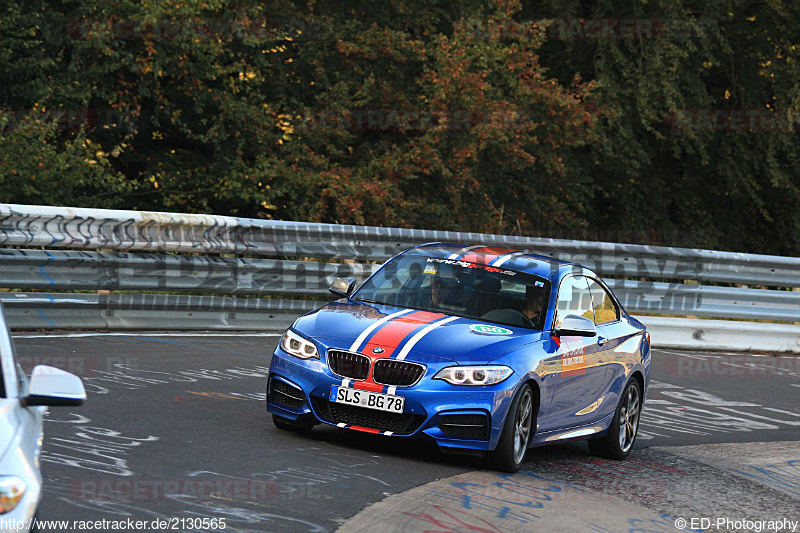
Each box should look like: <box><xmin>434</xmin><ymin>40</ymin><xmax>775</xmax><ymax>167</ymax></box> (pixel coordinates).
<box><xmin>0</xmin><ymin>108</ymin><xmax>131</xmax><ymax>206</ymax></box>
<box><xmin>528</xmin><ymin>0</ymin><xmax>800</xmax><ymax>254</ymax></box>
<box><xmin>1</xmin><ymin>0</ymin><xmax>799</xmax><ymax>254</ymax></box>
<box><xmin>281</xmin><ymin>4</ymin><xmax>599</xmax><ymax>232</ymax></box>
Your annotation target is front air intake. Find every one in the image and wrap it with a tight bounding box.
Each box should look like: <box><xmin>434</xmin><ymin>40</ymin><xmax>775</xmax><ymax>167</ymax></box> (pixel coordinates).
<box><xmin>373</xmin><ymin>360</ymin><xmax>425</xmax><ymax>386</ymax></box>
<box><xmin>327</xmin><ymin>350</ymin><xmax>371</xmax><ymax>380</ymax></box>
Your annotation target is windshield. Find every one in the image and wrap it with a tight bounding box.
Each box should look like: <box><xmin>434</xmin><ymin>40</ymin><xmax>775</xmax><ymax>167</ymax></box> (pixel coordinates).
<box><xmin>354</xmin><ymin>254</ymin><xmax>550</xmax><ymax>330</ymax></box>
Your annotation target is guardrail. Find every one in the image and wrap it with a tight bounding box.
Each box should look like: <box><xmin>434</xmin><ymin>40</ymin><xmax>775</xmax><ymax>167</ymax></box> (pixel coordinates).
<box><xmin>0</xmin><ymin>292</ymin><xmax>315</xmax><ymax>331</ymax></box>
<box><xmin>3</xmin><ymin>203</ymin><xmax>800</xmax><ymax>286</ymax></box>
<box><xmin>3</xmin><ymin>293</ymin><xmax>798</xmax><ymax>353</ymax></box>
<box><xmin>1</xmin><ymin>248</ymin><xmax>798</xmax><ymax>321</ymax></box>
<box><xmin>0</xmin><ymin>248</ymin><xmax>374</xmax><ymax>296</ymax></box>
<box><xmin>1</xmin><ymin>203</ymin><xmax>799</xmax><ymax>351</ymax></box>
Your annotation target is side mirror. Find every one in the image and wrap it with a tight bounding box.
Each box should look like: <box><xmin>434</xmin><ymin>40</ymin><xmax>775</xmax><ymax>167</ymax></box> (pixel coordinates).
<box><xmin>22</xmin><ymin>365</ymin><xmax>86</xmax><ymax>407</ymax></box>
<box><xmin>329</xmin><ymin>277</ymin><xmax>357</xmax><ymax>298</ymax></box>
<box><xmin>553</xmin><ymin>314</ymin><xmax>597</xmax><ymax>337</ymax></box>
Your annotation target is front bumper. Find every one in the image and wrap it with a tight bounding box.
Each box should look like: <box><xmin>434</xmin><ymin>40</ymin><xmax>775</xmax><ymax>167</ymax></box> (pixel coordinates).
<box><xmin>267</xmin><ymin>346</ymin><xmax>521</xmax><ymax>452</ymax></box>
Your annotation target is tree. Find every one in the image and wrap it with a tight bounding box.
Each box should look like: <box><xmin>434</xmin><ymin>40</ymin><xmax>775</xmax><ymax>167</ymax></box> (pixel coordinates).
<box><xmin>527</xmin><ymin>0</ymin><xmax>800</xmax><ymax>253</ymax></box>
<box><xmin>2</xmin><ymin>0</ymin><xmax>798</xmax><ymax>254</ymax></box>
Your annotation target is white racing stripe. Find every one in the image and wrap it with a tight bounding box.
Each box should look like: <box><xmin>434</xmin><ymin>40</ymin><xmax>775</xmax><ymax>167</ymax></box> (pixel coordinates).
<box><xmin>386</xmin><ymin>386</ymin><xmax>397</xmax><ymax>395</ymax></box>
<box><xmin>447</xmin><ymin>245</ymin><xmax>482</xmax><ymax>260</ymax></box>
<box><xmin>383</xmin><ymin>431</ymin><xmax>393</xmax><ymax>436</ymax></box>
<box><xmin>337</xmin><ymin>423</ymin><xmax>347</xmax><ymax>428</ymax></box>
<box><xmin>490</xmin><ymin>251</ymin><xmax>526</xmax><ymax>268</ymax></box>
<box><xmin>348</xmin><ymin>309</ymin><xmax>414</xmax><ymax>352</ymax></box>
<box><xmin>342</xmin><ymin>378</ymin><xmax>353</xmax><ymax>388</ymax></box>
<box><xmin>395</xmin><ymin>316</ymin><xmax>459</xmax><ymax>361</ymax></box>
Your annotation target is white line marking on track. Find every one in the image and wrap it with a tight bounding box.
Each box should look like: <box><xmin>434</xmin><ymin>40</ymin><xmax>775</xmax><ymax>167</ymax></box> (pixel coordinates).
<box><xmin>676</xmin><ymin>353</ymin><xmax>724</xmax><ymax>360</ymax></box>
<box><xmin>648</xmin><ymin>380</ymin><xmax>683</xmax><ymax>389</ymax></box>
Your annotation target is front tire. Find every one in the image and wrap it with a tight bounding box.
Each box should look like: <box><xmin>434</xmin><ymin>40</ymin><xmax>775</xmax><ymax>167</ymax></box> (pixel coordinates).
<box><xmin>588</xmin><ymin>377</ymin><xmax>642</xmax><ymax>460</ymax></box>
<box><xmin>488</xmin><ymin>383</ymin><xmax>535</xmax><ymax>473</ymax></box>
<box><xmin>272</xmin><ymin>413</ymin><xmax>315</xmax><ymax>433</ymax></box>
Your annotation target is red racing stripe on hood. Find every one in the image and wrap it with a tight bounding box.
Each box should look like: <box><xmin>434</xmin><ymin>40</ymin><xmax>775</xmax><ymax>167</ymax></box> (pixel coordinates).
<box><xmin>360</xmin><ymin>310</ymin><xmax>445</xmax><ymax>358</ymax></box>
<box><xmin>354</xmin><ymin>310</ymin><xmax>445</xmax><ymax>391</ymax></box>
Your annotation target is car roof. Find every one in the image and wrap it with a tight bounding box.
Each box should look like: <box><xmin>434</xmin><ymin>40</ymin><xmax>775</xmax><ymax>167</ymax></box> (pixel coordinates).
<box><xmin>401</xmin><ymin>242</ymin><xmax>590</xmax><ymax>281</ymax></box>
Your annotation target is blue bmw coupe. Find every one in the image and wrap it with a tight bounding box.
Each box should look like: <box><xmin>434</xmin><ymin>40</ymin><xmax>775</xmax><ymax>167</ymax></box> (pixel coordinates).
<box><xmin>267</xmin><ymin>243</ymin><xmax>650</xmax><ymax>472</ymax></box>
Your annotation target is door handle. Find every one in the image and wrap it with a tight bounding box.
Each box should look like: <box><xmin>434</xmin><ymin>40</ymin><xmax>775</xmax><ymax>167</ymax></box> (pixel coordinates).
<box><xmin>597</xmin><ymin>336</ymin><xmax>607</xmax><ymax>346</ymax></box>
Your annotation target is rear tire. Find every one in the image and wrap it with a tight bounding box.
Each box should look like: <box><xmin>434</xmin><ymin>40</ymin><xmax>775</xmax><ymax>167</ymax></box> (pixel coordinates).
<box><xmin>588</xmin><ymin>377</ymin><xmax>642</xmax><ymax>460</ymax></box>
<box><xmin>272</xmin><ymin>414</ymin><xmax>315</xmax><ymax>433</ymax></box>
<box><xmin>487</xmin><ymin>383</ymin><xmax>535</xmax><ymax>473</ymax></box>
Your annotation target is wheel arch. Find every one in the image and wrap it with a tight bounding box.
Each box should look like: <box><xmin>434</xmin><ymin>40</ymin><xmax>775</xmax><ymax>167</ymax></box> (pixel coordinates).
<box><xmin>523</xmin><ymin>376</ymin><xmax>542</xmax><ymax>430</ymax></box>
<box><xmin>630</xmin><ymin>369</ymin><xmax>645</xmax><ymax>395</ymax></box>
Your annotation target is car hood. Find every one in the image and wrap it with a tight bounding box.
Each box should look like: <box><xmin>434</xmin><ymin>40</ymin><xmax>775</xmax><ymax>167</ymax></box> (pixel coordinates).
<box><xmin>294</xmin><ymin>300</ymin><xmax>542</xmax><ymax>365</ymax></box>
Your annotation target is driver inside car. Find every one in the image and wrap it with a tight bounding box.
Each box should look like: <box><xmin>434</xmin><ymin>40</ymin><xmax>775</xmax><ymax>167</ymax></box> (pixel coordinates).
<box><xmin>522</xmin><ymin>285</ymin><xmax>546</xmax><ymax>325</ymax></box>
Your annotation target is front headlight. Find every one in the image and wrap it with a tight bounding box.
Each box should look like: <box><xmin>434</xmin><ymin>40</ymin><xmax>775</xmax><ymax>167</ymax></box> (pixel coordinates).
<box><xmin>280</xmin><ymin>330</ymin><xmax>319</xmax><ymax>360</ymax></box>
<box><xmin>0</xmin><ymin>476</ymin><xmax>26</xmax><ymax>514</ymax></box>
<box><xmin>433</xmin><ymin>365</ymin><xmax>513</xmax><ymax>386</ymax></box>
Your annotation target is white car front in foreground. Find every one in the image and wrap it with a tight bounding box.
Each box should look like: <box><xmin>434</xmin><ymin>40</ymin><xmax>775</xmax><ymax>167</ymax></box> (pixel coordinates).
<box><xmin>0</xmin><ymin>303</ymin><xmax>86</xmax><ymax>533</ymax></box>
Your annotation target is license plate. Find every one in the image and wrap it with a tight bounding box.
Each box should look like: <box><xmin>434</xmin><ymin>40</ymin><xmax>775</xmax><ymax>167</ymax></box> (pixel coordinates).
<box><xmin>330</xmin><ymin>386</ymin><xmax>405</xmax><ymax>413</ymax></box>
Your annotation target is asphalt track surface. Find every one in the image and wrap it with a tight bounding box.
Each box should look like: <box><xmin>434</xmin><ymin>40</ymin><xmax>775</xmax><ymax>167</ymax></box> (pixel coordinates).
<box><xmin>13</xmin><ymin>333</ymin><xmax>800</xmax><ymax>533</ymax></box>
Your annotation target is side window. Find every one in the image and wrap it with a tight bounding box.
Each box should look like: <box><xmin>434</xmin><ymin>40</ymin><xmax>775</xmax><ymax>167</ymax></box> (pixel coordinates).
<box><xmin>586</xmin><ymin>278</ymin><xmax>620</xmax><ymax>325</ymax></box>
<box><xmin>554</xmin><ymin>275</ymin><xmax>595</xmax><ymax>329</ymax></box>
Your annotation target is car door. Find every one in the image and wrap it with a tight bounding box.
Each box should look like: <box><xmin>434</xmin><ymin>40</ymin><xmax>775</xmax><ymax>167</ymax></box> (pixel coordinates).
<box><xmin>539</xmin><ymin>275</ymin><xmax>609</xmax><ymax>432</ymax></box>
<box><xmin>585</xmin><ymin>277</ymin><xmax>640</xmax><ymax>421</ymax></box>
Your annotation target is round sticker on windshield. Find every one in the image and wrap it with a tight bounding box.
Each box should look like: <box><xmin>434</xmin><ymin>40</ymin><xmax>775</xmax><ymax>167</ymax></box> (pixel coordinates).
<box><xmin>470</xmin><ymin>324</ymin><xmax>513</xmax><ymax>335</ymax></box>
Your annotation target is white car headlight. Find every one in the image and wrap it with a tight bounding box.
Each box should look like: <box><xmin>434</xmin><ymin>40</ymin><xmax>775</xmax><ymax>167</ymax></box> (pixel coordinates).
<box><xmin>280</xmin><ymin>330</ymin><xmax>319</xmax><ymax>360</ymax></box>
<box><xmin>433</xmin><ymin>366</ymin><xmax>513</xmax><ymax>386</ymax></box>
<box><xmin>0</xmin><ymin>475</ymin><xmax>26</xmax><ymax>514</ymax></box>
